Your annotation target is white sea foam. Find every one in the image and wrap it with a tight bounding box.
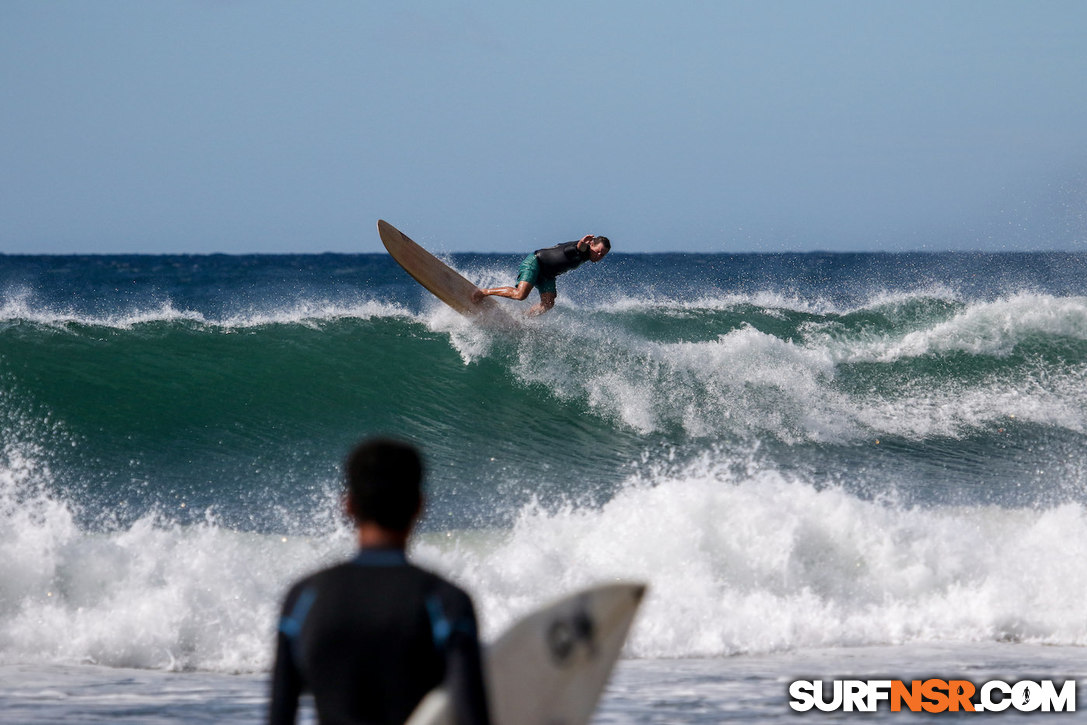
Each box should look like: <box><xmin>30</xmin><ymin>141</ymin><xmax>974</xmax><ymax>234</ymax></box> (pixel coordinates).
<box><xmin>850</xmin><ymin>365</ymin><xmax>1087</xmax><ymax>438</ymax></box>
<box><xmin>598</xmin><ymin>290</ymin><xmax>845</xmax><ymax>316</ymax></box>
<box><xmin>3</xmin><ymin>284</ymin><xmax>1087</xmax><ymax>672</ymax></box>
<box><xmin>0</xmin><ymin>441</ymin><xmax>351</xmax><ymax>673</ymax></box>
<box><xmin>0</xmin><ymin>289</ymin><xmax>413</xmax><ymax>330</ymax></box>
<box><xmin>0</xmin><ymin>289</ymin><xmax>206</xmax><ymax>328</ymax></box>
<box><xmin>576</xmin><ymin>283</ymin><xmax>965</xmax><ymax>317</ymax></box>
<box><xmin>3</xmin><ymin>440</ymin><xmax>1083</xmax><ymax>673</ymax></box>
<box><xmin>502</xmin><ymin>293</ymin><xmax>1087</xmax><ymax>441</ymax></box>
<box><xmin>820</xmin><ymin>293</ymin><xmax>1087</xmax><ymax>363</ymax></box>
<box><xmin>424</xmin><ymin>456</ymin><xmax>1087</xmax><ymax>658</ymax></box>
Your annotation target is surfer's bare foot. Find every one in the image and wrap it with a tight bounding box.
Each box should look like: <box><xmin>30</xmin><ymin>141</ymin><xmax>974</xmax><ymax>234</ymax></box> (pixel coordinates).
<box><xmin>471</xmin><ymin>288</ymin><xmax>486</xmax><ymax>302</ymax></box>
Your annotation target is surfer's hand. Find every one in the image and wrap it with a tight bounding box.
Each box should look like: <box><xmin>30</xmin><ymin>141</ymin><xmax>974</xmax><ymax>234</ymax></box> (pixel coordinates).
<box><xmin>471</xmin><ymin>288</ymin><xmax>487</xmax><ymax>302</ymax></box>
<box><xmin>579</xmin><ymin>234</ymin><xmax>594</xmax><ymax>246</ymax></box>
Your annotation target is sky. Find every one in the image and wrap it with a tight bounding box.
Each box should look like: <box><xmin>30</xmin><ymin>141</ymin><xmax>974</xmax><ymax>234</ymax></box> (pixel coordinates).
<box><xmin>1</xmin><ymin>1</ymin><xmax>1086</xmax><ymax>254</ymax></box>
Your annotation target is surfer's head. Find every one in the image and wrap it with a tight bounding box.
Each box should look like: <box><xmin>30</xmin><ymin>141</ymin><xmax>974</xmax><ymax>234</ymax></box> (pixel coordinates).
<box><xmin>589</xmin><ymin>235</ymin><xmax>610</xmax><ymax>262</ymax></box>
<box><xmin>344</xmin><ymin>437</ymin><xmax>423</xmax><ymax>532</ymax></box>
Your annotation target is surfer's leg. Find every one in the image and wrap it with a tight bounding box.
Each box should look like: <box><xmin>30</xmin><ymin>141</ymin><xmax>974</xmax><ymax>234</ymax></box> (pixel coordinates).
<box><xmin>525</xmin><ymin>277</ymin><xmax>557</xmax><ymax>315</ymax></box>
<box><xmin>527</xmin><ymin>292</ymin><xmax>556</xmax><ymax>316</ymax></box>
<box><xmin>473</xmin><ymin>254</ymin><xmax>538</xmax><ymax>302</ymax></box>
<box><xmin>475</xmin><ymin>281</ymin><xmax>534</xmax><ymax>301</ymax></box>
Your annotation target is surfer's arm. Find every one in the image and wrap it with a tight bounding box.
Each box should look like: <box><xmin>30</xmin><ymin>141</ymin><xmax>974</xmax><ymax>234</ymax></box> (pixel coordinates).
<box><xmin>268</xmin><ymin>629</ymin><xmax>303</xmax><ymax>724</ymax></box>
<box><xmin>269</xmin><ymin>585</ymin><xmax>310</xmax><ymax>725</ymax></box>
<box><xmin>444</xmin><ymin>597</ymin><xmax>492</xmax><ymax>725</ymax></box>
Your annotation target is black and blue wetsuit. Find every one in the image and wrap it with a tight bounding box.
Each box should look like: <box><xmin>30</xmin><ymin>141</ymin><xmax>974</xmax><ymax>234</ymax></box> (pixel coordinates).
<box><xmin>517</xmin><ymin>241</ymin><xmax>592</xmax><ymax>295</ymax></box>
<box><xmin>269</xmin><ymin>548</ymin><xmax>490</xmax><ymax>725</ymax></box>
<box><xmin>534</xmin><ymin>241</ymin><xmax>591</xmax><ymax>278</ymax></box>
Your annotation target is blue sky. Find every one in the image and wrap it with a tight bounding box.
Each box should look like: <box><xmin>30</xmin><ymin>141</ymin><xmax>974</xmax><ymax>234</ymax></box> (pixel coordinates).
<box><xmin>2</xmin><ymin>1</ymin><xmax>1085</xmax><ymax>254</ymax></box>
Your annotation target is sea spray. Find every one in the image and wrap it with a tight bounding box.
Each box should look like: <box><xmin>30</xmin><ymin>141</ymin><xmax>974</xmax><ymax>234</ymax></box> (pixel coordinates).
<box><xmin>5</xmin><ymin>443</ymin><xmax>1084</xmax><ymax>672</ymax></box>
<box><xmin>0</xmin><ymin>439</ymin><xmax>353</xmax><ymax>672</ymax></box>
<box><xmin>1</xmin><ymin>251</ymin><xmax>1086</xmax><ymax>674</ymax></box>
<box><xmin>420</xmin><ymin>457</ymin><xmax>1087</xmax><ymax>658</ymax></box>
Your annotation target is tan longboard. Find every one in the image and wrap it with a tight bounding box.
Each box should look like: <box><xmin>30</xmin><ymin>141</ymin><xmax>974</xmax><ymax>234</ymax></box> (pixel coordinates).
<box><xmin>378</xmin><ymin>220</ymin><xmax>515</xmax><ymax>325</ymax></box>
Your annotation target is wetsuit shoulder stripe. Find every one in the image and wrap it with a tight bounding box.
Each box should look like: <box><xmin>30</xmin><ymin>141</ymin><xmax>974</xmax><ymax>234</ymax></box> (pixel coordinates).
<box><xmin>425</xmin><ymin>592</ymin><xmax>479</xmax><ymax>652</ymax></box>
<box><xmin>425</xmin><ymin>595</ymin><xmax>452</xmax><ymax>650</ymax></box>
<box><xmin>279</xmin><ymin>586</ymin><xmax>317</xmax><ymax>639</ymax></box>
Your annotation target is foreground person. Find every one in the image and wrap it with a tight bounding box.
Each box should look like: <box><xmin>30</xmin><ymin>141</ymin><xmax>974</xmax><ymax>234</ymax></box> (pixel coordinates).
<box><xmin>269</xmin><ymin>438</ymin><xmax>490</xmax><ymax>725</ymax></box>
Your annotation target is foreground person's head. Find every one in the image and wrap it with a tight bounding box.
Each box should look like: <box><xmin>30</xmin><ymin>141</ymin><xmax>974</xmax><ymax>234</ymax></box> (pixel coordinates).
<box><xmin>344</xmin><ymin>437</ymin><xmax>424</xmax><ymax>534</ymax></box>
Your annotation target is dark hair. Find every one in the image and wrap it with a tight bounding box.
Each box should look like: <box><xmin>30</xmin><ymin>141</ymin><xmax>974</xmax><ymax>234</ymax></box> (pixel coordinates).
<box><xmin>596</xmin><ymin>235</ymin><xmax>611</xmax><ymax>251</ymax></box>
<box><xmin>344</xmin><ymin>438</ymin><xmax>423</xmax><ymax>531</ymax></box>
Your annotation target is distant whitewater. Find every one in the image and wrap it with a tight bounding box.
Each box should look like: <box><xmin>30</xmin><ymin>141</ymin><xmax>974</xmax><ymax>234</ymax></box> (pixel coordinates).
<box><xmin>1</xmin><ymin>251</ymin><xmax>1086</xmax><ymax>674</ymax></box>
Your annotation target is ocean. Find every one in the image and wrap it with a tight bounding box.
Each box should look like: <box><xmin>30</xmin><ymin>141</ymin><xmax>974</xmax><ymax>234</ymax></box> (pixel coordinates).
<box><xmin>1</xmin><ymin>249</ymin><xmax>1085</xmax><ymax>722</ymax></box>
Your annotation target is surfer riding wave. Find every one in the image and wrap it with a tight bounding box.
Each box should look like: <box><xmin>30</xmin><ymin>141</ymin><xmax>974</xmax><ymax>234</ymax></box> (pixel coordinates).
<box><xmin>472</xmin><ymin>235</ymin><xmax>610</xmax><ymax>316</ymax></box>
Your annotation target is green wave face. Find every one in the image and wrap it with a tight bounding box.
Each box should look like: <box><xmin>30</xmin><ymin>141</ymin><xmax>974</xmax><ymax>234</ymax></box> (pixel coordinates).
<box><xmin>3</xmin><ymin>284</ymin><xmax>1086</xmax><ymax>532</ymax></box>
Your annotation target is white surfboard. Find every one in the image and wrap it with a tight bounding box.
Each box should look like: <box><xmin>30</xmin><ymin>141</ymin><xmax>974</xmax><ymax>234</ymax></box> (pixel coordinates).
<box><xmin>406</xmin><ymin>582</ymin><xmax>646</xmax><ymax>725</ymax></box>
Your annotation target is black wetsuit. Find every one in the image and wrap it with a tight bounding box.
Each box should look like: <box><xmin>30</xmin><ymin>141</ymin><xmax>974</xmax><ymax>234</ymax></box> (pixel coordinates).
<box><xmin>534</xmin><ymin>241</ymin><xmax>591</xmax><ymax>280</ymax></box>
<box><xmin>269</xmin><ymin>548</ymin><xmax>490</xmax><ymax>725</ymax></box>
